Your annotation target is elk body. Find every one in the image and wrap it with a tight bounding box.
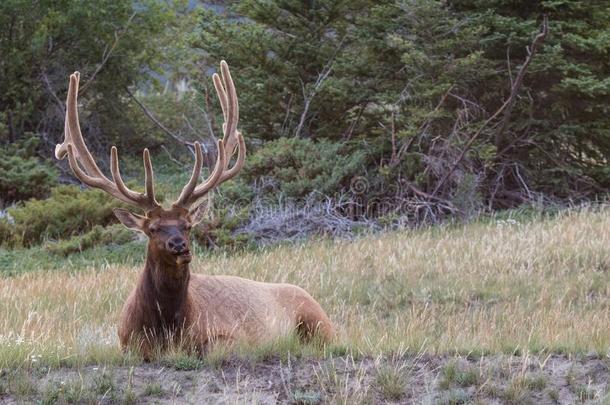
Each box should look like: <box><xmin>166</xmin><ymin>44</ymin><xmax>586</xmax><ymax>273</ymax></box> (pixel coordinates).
<box><xmin>56</xmin><ymin>62</ymin><xmax>334</xmax><ymax>358</ymax></box>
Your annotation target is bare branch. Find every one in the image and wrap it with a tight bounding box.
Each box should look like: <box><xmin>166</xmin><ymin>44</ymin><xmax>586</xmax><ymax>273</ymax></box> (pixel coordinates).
<box><xmin>393</xmin><ymin>84</ymin><xmax>455</xmax><ymax>166</ymax></box>
<box><xmin>79</xmin><ymin>12</ymin><xmax>137</xmax><ymax>94</ymax></box>
<box><xmin>161</xmin><ymin>145</ymin><xmax>187</xmax><ymax>168</ymax></box>
<box><xmin>280</xmin><ymin>93</ymin><xmax>294</xmax><ymax>137</ymax></box>
<box><xmin>294</xmin><ymin>37</ymin><xmax>345</xmax><ymax>137</ymax></box>
<box><xmin>41</xmin><ymin>72</ymin><xmax>65</xmax><ymax>116</ymax></box>
<box><xmin>495</xmin><ymin>15</ymin><xmax>548</xmax><ymax>150</ymax></box>
<box><xmin>182</xmin><ymin>114</ymin><xmax>206</xmax><ymax>143</ymax></box>
<box><xmin>295</xmin><ymin>63</ymin><xmax>334</xmax><ymax>137</ymax></box>
<box><xmin>194</xmin><ymin>104</ymin><xmax>216</xmax><ymax>139</ymax></box>
<box><xmin>432</xmin><ymin>16</ymin><xmax>549</xmax><ymax>196</ymax></box>
<box><xmin>125</xmin><ymin>87</ymin><xmax>196</xmax><ymax>151</ymax></box>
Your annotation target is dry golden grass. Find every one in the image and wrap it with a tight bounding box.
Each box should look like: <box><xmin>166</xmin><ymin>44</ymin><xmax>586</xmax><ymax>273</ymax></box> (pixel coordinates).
<box><xmin>1</xmin><ymin>208</ymin><xmax>609</xmax><ymax>368</ymax></box>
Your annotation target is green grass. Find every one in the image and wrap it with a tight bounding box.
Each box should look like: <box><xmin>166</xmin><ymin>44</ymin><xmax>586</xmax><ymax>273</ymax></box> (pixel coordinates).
<box><xmin>574</xmin><ymin>385</ymin><xmax>597</xmax><ymax>401</ymax></box>
<box><xmin>439</xmin><ymin>360</ymin><xmax>480</xmax><ymax>389</ymax></box>
<box><xmin>41</xmin><ymin>377</ymin><xmax>93</xmax><ymax>404</ymax></box>
<box><xmin>92</xmin><ymin>369</ymin><xmax>116</xmax><ymax>396</ymax></box>
<box><xmin>143</xmin><ymin>381</ymin><xmax>164</xmax><ymax>397</ymax></box>
<box><xmin>0</xmin><ymin>238</ymin><xmax>231</xmax><ymax>276</ymax></box>
<box><xmin>521</xmin><ymin>373</ymin><xmax>547</xmax><ymax>391</ymax></box>
<box><xmin>0</xmin><ymin>240</ymin><xmax>144</xmax><ymax>276</ymax></box>
<box><xmin>0</xmin><ymin>207</ymin><xmax>608</xmax><ymax>370</ymax></box>
<box><xmin>162</xmin><ymin>352</ymin><xmax>204</xmax><ymax>371</ymax></box>
<box><xmin>376</xmin><ymin>364</ymin><xmax>408</xmax><ymax>400</ymax></box>
<box><xmin>292</xmin><ymin>389</ymin><xmax>323</xmax><ymax>404</ymax></box>
<box><xmin>438</xmin><ymin>389</ymin><xmax>471</xmax><ymax>405</ymax></box>
<box><xmin>0</xmin><ymin>198</ymin><xmax>571</xmax><ymax>278</ymax></box>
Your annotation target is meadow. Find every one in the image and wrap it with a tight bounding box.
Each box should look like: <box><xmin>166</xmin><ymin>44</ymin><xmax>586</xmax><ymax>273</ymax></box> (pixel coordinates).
<box><xmin>2</xmin><ymin>0</ymin><xmax>609</xmax><ymax>401</ymax></box>
<box><xmin>0</xmin><ymin>207</ymin><xmax>609</xmax><ymax>403</ymax></box>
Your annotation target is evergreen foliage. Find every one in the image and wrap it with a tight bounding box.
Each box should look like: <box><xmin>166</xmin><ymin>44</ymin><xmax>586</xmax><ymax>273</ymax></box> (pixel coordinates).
<box><xmin>0</xmin><ymin>138</ymin><xmax>57</xmax><ymax>203</ymax></box>
<box><xmin>2</xmin><ymin>186</ymin><xmax>124</xmax><ymax>247</ymax></box>
<box><xmin>228</xmin><ymin>137</ymin><xmax>366</xmax><ymax>200</ymax></box>
<box><xmin>44</xmin><ymin>224</ymin><xmax>135</xmax><ymax>256</ymax></box>
<box><xmin>194</xmin><ymin>0</ymin><xmax>609</xmax><ymax>205</ymax></box>
<box><xmin>0</xmin><ymin>0</ymin><xmax>608</xmax><ymax>248</ymax></box>
<box><xmin>0</xmin><ymin>0</ymin><xmax>184</xmax><ymax>149</ymax></box>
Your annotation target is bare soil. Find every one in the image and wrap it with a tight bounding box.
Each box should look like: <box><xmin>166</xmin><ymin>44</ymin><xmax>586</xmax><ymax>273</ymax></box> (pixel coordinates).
<box><xmin>1</xmin><ymin>354</ymin><xmax>609</xmax><ymax>404</ymax></box>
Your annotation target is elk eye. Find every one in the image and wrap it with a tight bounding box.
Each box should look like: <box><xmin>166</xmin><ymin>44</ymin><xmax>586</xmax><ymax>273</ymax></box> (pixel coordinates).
<box><xmin>184</xmin><ymin>224</ymin><xmax>192</xmax><ymax>231</ymax></box>
<box><xmin>149</xmin><ymin>226</ymin><xmax>158</xmax><ymax>233</ymax></box>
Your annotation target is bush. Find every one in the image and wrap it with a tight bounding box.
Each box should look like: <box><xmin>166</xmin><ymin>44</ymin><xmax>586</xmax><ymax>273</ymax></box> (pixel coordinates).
<box><xmin>0</xmin><ymin>217</ymin><xmax>13</xmax><ymax>247</ymax></box>
<box><xmin>224</xmin><ymin>138</ymin><xmax>366</xmax><ymax>201</ymax></box>
<box><xmin>191</xmin><ymin>138</ymin><xmax>366</xmax><ymax>250</ymax></box>
<box><xmin>192</xmin><ymin>206</ymin><xmax>253</xmax><ymax>250</ymax></box>
<box><xmin>0</xmin><ymin>139</ymin><xmax>57</xmax><ymax>204</ymax></box>
<box><xmin>45</xmin><ymin>224</ymin><xmax>136</xmax><ymax>256</ymax></box>
<box><xmin>5</xmin><ymin>185</ymin><xmax>126</xmax><ymax>247</ymax></box>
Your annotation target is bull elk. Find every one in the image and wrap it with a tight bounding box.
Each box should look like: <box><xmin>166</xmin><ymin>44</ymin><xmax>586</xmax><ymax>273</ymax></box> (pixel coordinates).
<box><xmin>55</xmin><ymin>61</ymin><xmax>334</xmax><ymax>358</ymax></box>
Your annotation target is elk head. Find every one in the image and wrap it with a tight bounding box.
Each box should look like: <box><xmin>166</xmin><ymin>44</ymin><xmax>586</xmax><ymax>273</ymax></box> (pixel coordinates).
<box><xmin>55</xmin><ymin>61</ymin><xmax>245</xmax><ymax>266</ymax></box>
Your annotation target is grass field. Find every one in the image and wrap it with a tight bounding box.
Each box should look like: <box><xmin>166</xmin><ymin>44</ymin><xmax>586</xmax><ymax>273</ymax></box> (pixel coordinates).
<box><xmin>0</xmin><ymin>207</ymin><xmax>609</xmax><ymax>403</ymax></box>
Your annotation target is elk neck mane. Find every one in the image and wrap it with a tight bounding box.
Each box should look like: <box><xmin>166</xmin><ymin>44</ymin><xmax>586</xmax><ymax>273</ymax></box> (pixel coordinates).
<box><xmin>136</xmin><ymin>239</ymin><xmax>193</xmax><ymax>330</ymax></box>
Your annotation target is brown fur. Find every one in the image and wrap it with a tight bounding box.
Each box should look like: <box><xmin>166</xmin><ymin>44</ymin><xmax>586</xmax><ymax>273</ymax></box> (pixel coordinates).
<box><xmin>117</xmin><ymin>206</ymin><xmax>335</xmax><ymax>358</ymax></box>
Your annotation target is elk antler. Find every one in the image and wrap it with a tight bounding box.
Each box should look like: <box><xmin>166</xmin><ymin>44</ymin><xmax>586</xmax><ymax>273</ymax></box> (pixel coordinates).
<box><xmin>173</xmin><ymin>60</ymin><xmax>246</xmax><ymax>209</ymax></box>
<box><xmin>55</xmin><ymin>72</ymin><xmax>160</xmax><ymax>212</ymax></box>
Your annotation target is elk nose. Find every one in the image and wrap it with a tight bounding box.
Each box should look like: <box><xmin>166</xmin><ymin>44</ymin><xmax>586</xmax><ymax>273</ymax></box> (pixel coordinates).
<box><xmin>167</xmin><ymin>237</ymin><xmax>187</xmax><ymax>254</ymax></box>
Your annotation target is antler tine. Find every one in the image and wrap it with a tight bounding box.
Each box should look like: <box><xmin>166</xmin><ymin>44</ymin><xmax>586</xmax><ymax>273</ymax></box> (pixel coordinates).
<box><xmin>218</xmin><ymin>132</ymin><xmax>245</xmax><ymax>182</ymax></box>
<box><xmin>215</xmin><ymin>60</ymin><xmax>244</xmax><ymax>182</ymax></box>
<box><xmin>57</xmin><ymin>72</ymin><xmax>160</xmax><ymax>212</ymax></box>
<box><xmin>55</xmin><ymin>93</ymin><xmax>74</xmax><ymax>160</ymax></box>
<box><xmin>57</xmin><ymin>73</ymin><xmax>102</xmax><ymax>179</ymax></box>
<box><xmin>109</xmin><ymin>147</ymin><xmax>159</xmax><ymax>210</ymax></box>
<box><xmin>174</xmin><ymin>142</ymin><xmax>204</xmax><ymax>207</ymax></box>
<box><xmin>67</xmin><ymin>144</ymin><xmax>135</xmax><ymax>205</ymax></box>
<box><xmin>213</xmin><ymin>72</ymin><xmax>228</xmax><ymax>123</ymax></box>
<box><xmin>182</xmin><ymin>140</ymin><xmax>226</xmax><ymax>207</ymax></box>
<box><xmin>143</xmin><ymin>148</ymin><xmax>156</xmax><ymax>202</ymax></box>
<box><xmin>110</xmin><ymin>146</ymin><xmax>141</xmax><ymax>202</ymax></box>
<box><xmin>212</xmin><ymin>74</ymin><xmax>233</xmax><ymax>155</ymax></box>
<box><xmin>221</xmin><ymin>60</ymin><xmax>239</xmax><ymax>141</ymax></box>
<box><xmin>173</xmin><ymin>61</ymin><xmax>246</xmax><ymax>209</ymax></box>
<box><xmin>212</xmin><ymin>62</ymin><xmax>239</xmax><ymax>154</ymax></box>
<box><xmin>208</xmin><ymin>61</ymin><xmax>242</xmax><ymax>178</ymax></box>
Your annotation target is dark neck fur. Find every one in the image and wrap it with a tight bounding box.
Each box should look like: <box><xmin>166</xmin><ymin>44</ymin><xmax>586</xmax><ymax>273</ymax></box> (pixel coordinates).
<box><xmin>137</xmin><ymin>243</ymin><xmax>191</xmax><ymax>331</ymax></box>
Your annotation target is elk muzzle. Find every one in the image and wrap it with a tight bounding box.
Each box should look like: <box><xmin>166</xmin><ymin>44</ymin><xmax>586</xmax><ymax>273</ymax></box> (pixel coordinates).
<box><xmin>167</xmin><ymin>236</ymin><xmax>191</xmax><ymax>262</ymax></box>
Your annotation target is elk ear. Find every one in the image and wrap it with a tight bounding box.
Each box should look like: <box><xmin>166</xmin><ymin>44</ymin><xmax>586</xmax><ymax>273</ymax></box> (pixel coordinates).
<box><xmin>113</xmin><ymin>208</ymin><xmax>146</xmax><ymax>231</ymax></box>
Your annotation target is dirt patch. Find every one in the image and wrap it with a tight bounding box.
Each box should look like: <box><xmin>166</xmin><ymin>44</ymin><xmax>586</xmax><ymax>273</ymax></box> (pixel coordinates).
<box><xmin>1</xmin><ymin>354</ymin><xmax>608</xmax><ymax>404</ymax></box>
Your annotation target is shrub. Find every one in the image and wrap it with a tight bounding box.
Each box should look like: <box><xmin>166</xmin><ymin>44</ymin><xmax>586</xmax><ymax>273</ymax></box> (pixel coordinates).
<box><xmin>0</xmin><ymin>217</ymin><xmax>13</xmax><ymax>247</ymax></box>
<box><xmin>188</xmin><ymin>138</ymin><xmax>366</xmax><ymax>250</ymax></box>
<box><xmin>224</xmin><ymin>138</ymin><xmax>366</xmax><ymax>201</ymax></box>
<box><xmin>45</xmin><ymin>224</ymin><xmax>136</xmax><ymax>256</ymax></box>
<box><xmin>192</xmin><ymin>206</ymin><xmax>252</xmax><ymax>250</ymax></box>
<box><xmin>6</xmin><ymin>185</ymin><xmax>125</xmax><ymax>246</ymax></box>
<box><xmin>0</xmin><ymin>139</ymin><xmax>57</xmax><ymax>204</ymax></box>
